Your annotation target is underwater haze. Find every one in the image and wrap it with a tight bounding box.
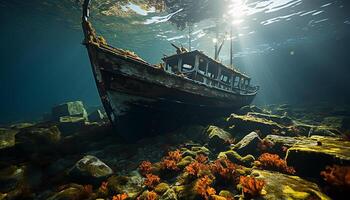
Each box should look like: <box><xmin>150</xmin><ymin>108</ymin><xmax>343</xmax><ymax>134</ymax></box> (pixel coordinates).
<box><xmin>1</xmin><ymin>0</ymin><xmax>350</xmax><ymax>124</ymax></box>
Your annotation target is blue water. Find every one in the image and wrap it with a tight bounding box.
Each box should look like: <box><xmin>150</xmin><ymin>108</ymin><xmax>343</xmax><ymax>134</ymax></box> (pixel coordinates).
<box><xmin>1</xmin><ymin>0</ymin><xmax>350</xmax><ymax>124</ymax></box>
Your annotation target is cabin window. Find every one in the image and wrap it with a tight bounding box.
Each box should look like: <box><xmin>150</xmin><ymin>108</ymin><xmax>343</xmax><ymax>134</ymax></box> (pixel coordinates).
<box><xmin>182</xmin><ymin>64</ymin><xmax>193</xmax><ymax>71</ymax></box>
<box><xmin>234</xmin><ymin>76</ymin><xmax>240</xmax><ymax>87</ymax></box>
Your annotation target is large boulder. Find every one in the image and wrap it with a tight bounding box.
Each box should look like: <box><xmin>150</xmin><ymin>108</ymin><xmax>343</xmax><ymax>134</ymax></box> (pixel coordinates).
<box><xmin>69</xmin><ymin>155</ymin><xmax>113</xmax><ymax>183</ymax></box>
<box><xmin>0</xmin><ymin>128</ymin><xmax>18</xmax><ymax>150</ymax></box>
<box><xmin>52</xmin><ymin>101</ymin><xmax>88</xmax><ymax>121</ymax></box>
<box><xmin>57</xmin><ymin>116</ymin><xmax>86</xmax><ymax>135</ymax></box>
<box><xmin>47</xmin><ymin>183</ymin><xmax>95</xmax><ymax>200</ymax></box>
<box><xmin>247</xmin><ymin>112</ymin><xmax>293</xmax><ymax>126</ymax></box>
<box><xmin>15</xmin><ymin>125</ymin><xmax>61</xmax><ymax>154</ymax></box>
<box><xmin>286</xmin><ymin>136</ymin><xmax>350</xmax><ymax>178</ymax></box>
<box><xmin>226</xmin><ymin>114</ymin><xmax>285</xmax><ymax>138</ymax></box>
<box><xmin>0</xmin><ymin>165</ymin><xmax>29</xmax><ymax>199</ymax></box>
<box><xmin>107</xmin><ymin>172</ymin><xmax>144</xmax><ymax>199</ymax></box>
<box><xmin>233</xmin><ymin>131</ymin><xmax>261</xmax><ymax>156</ymax></box>
<box><xmin>205</xmin><ymin>126</ymin><xmax>232</xmax><ymax>151</ymax></box>
<box><xmin>251</xmin><ymin>169</ymin><xmax>330</xmax><ymax>200</ymax></box>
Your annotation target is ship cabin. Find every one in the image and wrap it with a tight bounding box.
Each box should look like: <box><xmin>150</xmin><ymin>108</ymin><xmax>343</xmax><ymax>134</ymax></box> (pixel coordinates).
<box><xmin>162</xmin><ymin>50</ymin><xmax>256</xmax><ymax>94</ymax></box>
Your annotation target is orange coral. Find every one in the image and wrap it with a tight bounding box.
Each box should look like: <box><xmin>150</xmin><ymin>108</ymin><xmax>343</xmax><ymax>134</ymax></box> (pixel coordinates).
<box><xmin>160</xmin><ymin>149</ymin><xmax>182</xmax><ymax>171</ymax></box>
<box><xmin>196</xmin><ymin>154</ymin><xmax>208</xmax><ymax>163</ymax></box>
<box><xmin>113</xmin><ymin>193</ymin><xmax>129</xmax><ymax>200</ymax></box>
<box><xmin>160</xmin><ymin>158</ymin><xmax>179</xmax><ymax>171</ymax></box>
<box><xmin>99</xmin><ymin>181</ymin><xmax>108</xmax><ymax>193</ymax></box>
<box><xmin>257</xmin><ymin>153</ymin><xmax>296</xmax><ymax>174</ymax></box>
<box><xmin>139</xmin><ymin>161</ymin><xmax>153</xmax><ymax>176</ymax></box>
<box><xmin>320</xmin><ymin>165</ymin><xmax>350</xmax><ymax>188</ymax></box>
<box><xmin>146</xmin><ymin>191</ymin><xmax>158</xmax><ymax>200</ymax></box>
<box><xmin>144</xmin><ymin>174</ymin><xmax>161</xmax><ymax>189</ymax></box>
<box><xmin>210</xmin><ymin>159</ymin><xmax>239</xmax><ymax>183</ymax></box>
<box><xmin>167</xmin><ymin>149</ymin><xmax>182</xmax><ymax>162</ymax></box>
<box><xmin>239</xmin><ymin>176</ymin><xmax>265</xmax><ymax>198</ymax></box>
<box><xmin>194</xmin><ymin>175</ymin><xmax>216</xmax><ymax>200</ymax></box>
<box><xmin>185</xmin><ymin>161</ymin><xmax>209</xmax><ymax>177</ymax></box>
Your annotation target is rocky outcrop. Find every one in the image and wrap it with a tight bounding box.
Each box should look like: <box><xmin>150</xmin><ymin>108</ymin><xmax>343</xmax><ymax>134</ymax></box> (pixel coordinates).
<box><xmin>0</xmin><ymin>165</ymin><xmax>29</xmax><ymax>200</ymax></box>
<box><xmin>226</xmin><ymin>114</ymin><xmax>285</xmax><ymax>138</ymax></box>
<box><xmin>107</xmin><ymin>172</ymin><xmax>144</xmax><ymax>199</ymax></box>
<box><xmin>52</xmin><ymin>101</ymin><xmax>88</xmax><ymax>121</ymax></box>
<box><xmin>251</xmin><ymin>169</ymin><xmax>330</xmax><ymax>200</ymax></box>
<box><xmin>233</xmin><ymin>131</ymin><xmax>261</xmax><ymax>156</ymax></box>
<box><xmin>205</xmin><ymin>126</ymin><xmax>232</xmax><ymax>152</ymax></box>
<box><xmin>247</xmin><ymin>112</ymin><xmax>293</xmax><ymax>126</ymax></box>
<box><xmin>0</xmin><ymin>128</ymin><xmax>18</xmax><ymax>149</ymax></box>
<box><xmin>286</xmin><ymin>136</ymin><xmax>350</xmax><ymax>178</ymax></box>
<box><xmin>15</xmin><ymin>125</ymin><xmax>61</xmax><ymax>154</ymax></box>
<box><xmin>57</xmin><ymin>116</ymin><xmax>86</xmax><ymax>135</ymax></box>
<box><xmin>69</xmin><ymin>155</ymin><xmax>113</xmax><ymax>183</ymax></box>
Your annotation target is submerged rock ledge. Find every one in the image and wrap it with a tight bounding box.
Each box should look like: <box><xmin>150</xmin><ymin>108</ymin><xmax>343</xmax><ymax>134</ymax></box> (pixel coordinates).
<box><xmin>0</xmin><ymin>102</ymin><xmax>349</xmax><ymax>199</ymax></box>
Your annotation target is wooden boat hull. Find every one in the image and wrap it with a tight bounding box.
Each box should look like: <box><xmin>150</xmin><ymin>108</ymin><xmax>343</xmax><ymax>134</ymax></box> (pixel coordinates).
<box><xmin>85</xmin><ymin>43</ymin><xmax>256</xmax><ymax>138</ymax></box>
<box><xmin>81</xmin><ymin>0</ymin><xmax>257</xmax><ymax>138</ymax></box>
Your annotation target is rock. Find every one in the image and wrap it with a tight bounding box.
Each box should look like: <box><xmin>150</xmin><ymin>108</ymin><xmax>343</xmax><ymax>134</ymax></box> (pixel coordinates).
<box><xmin>233</xmin><ymin>132</ymin><xmax>261</xmax><ymax>156</ymax></box>
<box><xmin>155</xmin><ymin>183</ymin><xmax>170</xmax><ymax>194</ymax></box>
<box><xmin>286</xmin><ymin>136</ymin><xmax>350</xmax><ymax>178</ymax></box>
<box><xmin>9</xmin><ymin>123</ymin><xmax>34</xmax><ymax>129</ymax></box>
<box><xmin>177</xmin><ymin>156</ymin><xmax>195</xmax><ymax>169</ymax></box>
<box><xmin>160</xmin><ymin>188</ymin><xmax>178</xmax><ymax>200</ymax></box>
<box><xmin>88</xmin><ymin>109</ymin><xmax>105</xmax><ymax>122</ymax></box>
<box><xmin>47</xmin><ymin>183</ymin><xmax>94</xmax><ymax>200</ymax></box>
<box><xmin>247</xmin><ymin>112</ymin><xmax>293</xmax><ymax>126</ymax></box>
<box><xmin>321</xmin><ymin>116</ymin><xmax>350</xmax><ymax>131</ymax></box>
<box><xmin>205</xmin><ymin>126</ymin><xmax>232</xmax><ymax>151</ymax></box>
<box><xmin>251</xmin><ymin>169</ymin><xmax>330</xmax><ymax>200</ymax></box>
<box><xmin>15</xmin><ymin>125</ymin><xmax>61</xmax><ymax>153</ymax></box>
<box><xmin>52</xmin><ymin>101</ymin><xmax>88</xmax><ymax>121</ymax></box>
<box><xmin>107</xmin><ymin>172</ymin><xmax>143</xmax><ymax>198</ymax></box>
<box><xmin>262</xmin><ymin>135</ymin><xmax>302</xmax><ymax>156</ymax></box>
<box><xmin>58</xmin><ymin>116</ymin><xmax>86</xmax><ymax>135</ymax></box>
<box><xmin>0</xmin><ymin>128</ymin><xmax>18</xmax><ymax>149</ymax></box>
<box><xmin>226</xmin><ymin>114</ymin><xmax>285</xmax><ymax>138</ymax></box>
<box><xmin>0</xmin><ymin>165</ymin><xmax>25</xmax><ymax>193</ymax></box>
<box><xmin>69</xmin><ymin>155</ymin><xmax>113</xmax><ymax>183</ymax></box>
<box><xmin>237</xmin><ymin>105</ymin><xmax>266</xmax><ymax>115</ymax></box>
<box><xmin>217</xmin><ymin>150</ymin><xmax>255</xmax><ymax>166</ymax></box>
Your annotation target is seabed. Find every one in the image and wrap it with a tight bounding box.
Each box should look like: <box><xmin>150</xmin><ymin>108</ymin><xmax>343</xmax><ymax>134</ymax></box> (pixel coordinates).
<box><xmin>0</xmin><ymin>101</ymin><xmax>350</xmax><ymax>200</ymax></box>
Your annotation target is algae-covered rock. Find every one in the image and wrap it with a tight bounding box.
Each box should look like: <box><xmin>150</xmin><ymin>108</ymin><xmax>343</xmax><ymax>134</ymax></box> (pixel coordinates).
<box><xmin>0</xmin><ymin>128</ymin><xmax>18</xmax><ymax>149</ymax></box>
<box><xmin>107</xmin><ymin>172</ymin><xmax>143</xmax><ymax>198</ymax></box>
<box><xmin>58</xmin><ymin>116</ymin><xmax>86</xmax><ymax>135</ymax></box>
<box><xmin>238</xmin><ymin>105</ymin><xmax>266</xmax><ymax>115</ymax></box>
<box><xmin>218</xmin><ymin>150</ymin><xmax>255</xmax><ymax>166</ymax></box>
<box><xmin>52</xmin><ymin>101</ymin><xmax>88</xmax><ymax>121</ymax></box>
<box><xmin>160</xmin><ymin>188</ymin><xmax>178</xmax><ymax>200</ymax></box>
<box><xmin>0</xmin><ymin>165</ymin><xmax>26</xmax><ymax>193</ymax></box>
<box><xmin>177</xmin><ymin>156</ymin><xmax>195</xmax><ymax>169</ymax></box>
<box><xmin>155</xmin><ymin>182</ymin><xmax>170</xmax><ymax>194</ymax></box>
<box><xmin>69</xmin><ymin>155</ymin><xmax>113</xmax><ymax>183</ymax></box>
<box><xmin>47</xmin><ymin>183</ymin><xmax>94</xmax><ymax>200</ymax></box>
<box><xmin>233</xmin><ymin>131</ymin><xmax>261</xmax><ymax>156</ymax></box>
<box><xmin>174</xmin><ymin>184</ymin><xmax>196</xmax><ymax>200</ymax></box>
<box><xmin>286</xmin><ymin>135</ymin><xmax>350</xmax><ymax>178</ymax></box>
<box><xmin>15</xmin><ymin>125</ymin><xmax>61</xmax><ymax>153</ymax></box>
<box><xmin>218</xmin><ymin>190</ymin><xmax>235</xmax><ymax>199</ymax></box>
<box><xmin>247</xmin><ymin>112</ymin><xmax>293</xmax><ymax>126</ymax></box>
<box><xmin>226</xmin><ymin>114</ymin><xmax>284</xmax><ymax>138</ymax></box>
<box><xmin>205</xmin><ymin>126</ymin><xmax>232</xmax><ymax>151</ymax></box>
<box><xmin>251</xmin><ymin>169</ymin><xmax>330</xmax><ymax>200</ymax></box>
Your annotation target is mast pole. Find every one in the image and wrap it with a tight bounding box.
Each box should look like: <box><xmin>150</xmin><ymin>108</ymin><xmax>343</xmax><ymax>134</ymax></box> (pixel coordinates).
<box><xmin>214</xmin><ymin>24</ymin><xmax>219</xmax><ymax>60</ymax></box>
<box><xmin>230</xmin><ymin>25</ymin><xmax>233</xmax><ymax>68</ymax></box>
<box><xmin>188</xmin><ymin>25</ymin><xmax>192</xmax><ymax>51</ymax></box>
